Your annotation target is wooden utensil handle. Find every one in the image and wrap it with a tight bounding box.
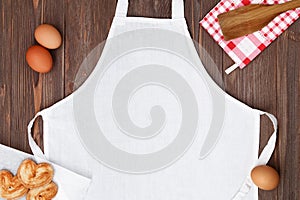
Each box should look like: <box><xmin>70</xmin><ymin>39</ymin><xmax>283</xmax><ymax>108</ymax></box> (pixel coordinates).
<box><xmin>272</xmin><ymin>0</ymin><xmax>300</xmax><ymax>13</ymax></box>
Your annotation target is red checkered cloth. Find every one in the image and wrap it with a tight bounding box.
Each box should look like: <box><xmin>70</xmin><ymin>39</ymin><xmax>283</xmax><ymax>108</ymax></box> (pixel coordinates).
<box><xmin>200</xmin><ymin>0</ymin><xmax>300</xmax><ymax>74</ymax></box>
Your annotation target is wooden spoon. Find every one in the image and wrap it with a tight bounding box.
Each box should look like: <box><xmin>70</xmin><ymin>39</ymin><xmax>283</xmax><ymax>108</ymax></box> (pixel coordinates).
<box><xmin>218</xmin><ymin>0</ymin><xmax>300</xmax><ymax>41</ymax></box>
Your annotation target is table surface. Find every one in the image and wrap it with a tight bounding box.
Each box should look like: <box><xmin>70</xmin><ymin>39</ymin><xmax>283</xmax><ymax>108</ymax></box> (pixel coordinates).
<box><xmin>0</xmin><ymin>0</ymin><xmax>299</xmax><ymax>199</ymax></box>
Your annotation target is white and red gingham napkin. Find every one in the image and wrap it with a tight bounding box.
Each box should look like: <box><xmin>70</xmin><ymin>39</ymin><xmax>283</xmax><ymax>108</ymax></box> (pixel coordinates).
<box><xmin>200</xmin><ymin>0</ymin><xmax>300</xmax><ymax>74</ymax></box>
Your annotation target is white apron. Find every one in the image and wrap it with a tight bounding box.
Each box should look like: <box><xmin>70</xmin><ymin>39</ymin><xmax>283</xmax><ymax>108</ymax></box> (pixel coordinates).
<box><xmin>28</xmin><ymin>0</ymin><xmax>278</xmax><ymax>199</ymax></box>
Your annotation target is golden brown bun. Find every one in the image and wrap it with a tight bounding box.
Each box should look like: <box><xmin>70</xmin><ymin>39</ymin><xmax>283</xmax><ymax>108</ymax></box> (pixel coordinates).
<box><xmin>17</xmin><ymin>159</ymin><xmax>54</xmax><ymax>189</ymax></box>
<box><xmin>0</xmin><ymin>170</ymin><xmax>28</xmax><ymax>199</ymax></box>
<box><xmin>26</xmin><ymin>182</ymin><xmax>58</xmax><ymax>200</ymax></box>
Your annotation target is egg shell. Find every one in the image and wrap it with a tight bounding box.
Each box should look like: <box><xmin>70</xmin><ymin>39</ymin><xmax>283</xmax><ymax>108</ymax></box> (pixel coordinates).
<box><xmin>251</xmin><ymin>165</ymin><xmax>279</xmax><ymax>191</ymax></box>
<box><xmin>26</xmin><ymin>45</ymin><xmax>53</xmax><ymax>73</ymax></box>
<box><xmin>34</xmin><ymin>24</ymin><xmax>62</xmax><ymax>49</ymax></box>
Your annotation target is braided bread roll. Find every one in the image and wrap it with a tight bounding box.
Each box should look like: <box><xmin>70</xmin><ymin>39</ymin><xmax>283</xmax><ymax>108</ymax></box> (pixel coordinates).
<box><xmin>26</xmin><ymin>182</ymin><xmax>58</xmax><ymax>200</ymax></box>
<box><xmin>0</xmin><ymin>170</ymin><xmax>28</xmax><ymax>199</ymax></box>
<box><xmin>17</xmin><ymin>159</ymin><xmax>54</xmax><ymax>189</ymax></box>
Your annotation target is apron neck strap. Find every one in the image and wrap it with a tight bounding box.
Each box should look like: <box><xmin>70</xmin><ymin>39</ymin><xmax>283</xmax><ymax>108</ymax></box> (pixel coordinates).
<box><xmin>115</xmin><ymin>0</ymin><xmax>129</xmax><ymax>18</ymax></box>
<box><xmin>115</xmin><ymin>0</ymin><xmax>185</xmax><ymax>19</ymax></box>
<box><xmin>172</xmin><ymin>0</ymin><xmax>185</xmax><ymax>19</ymax></box>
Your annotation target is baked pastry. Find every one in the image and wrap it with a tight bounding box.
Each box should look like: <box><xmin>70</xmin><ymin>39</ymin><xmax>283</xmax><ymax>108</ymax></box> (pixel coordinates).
<box><xmin>0</xmin><ymin>170</ymin><xmax>28</xmax><ymax>199</ymax></box>
<box><xmin>17</xmin><ymin>159</ymin><xmax>54</xmax><ymax>189</ymax></box>
<box><xmin>26</xmin><ymin>181</ymin><xmax>58</xmax><ymax>200</ymax></box>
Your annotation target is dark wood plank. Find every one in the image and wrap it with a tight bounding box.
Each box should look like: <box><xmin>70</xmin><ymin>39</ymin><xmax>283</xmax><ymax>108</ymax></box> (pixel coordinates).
<box><xmin>40</xmin><ymin>0</ymin><xmax>65</xmax><ymax>107</ymax></box>
<box><xmin>9</xmin><ymin>0</ymin><xmax>40</xmax><ymax>153</ymax></box>
<box><xmin>64</xmin><ymin>0</ymin><xmax>89</xmax><ymax>95</ymax></box>
<box><xmin>0</xmin><ymin>0</ymin><xmax>12</xmax><ymax>146</ymax></box>
<box><xmin>128</xmin><ymin>0</ymin><xmax>171</xmax><ymax>18</ymax></box>
<box><xmin>276</xmin><ymin>22</ymin><xmax>300</xmax><ymax>200</ymax></box>
<box><xmin>65</xmin><ymin>0</ymin><xmax>115</xmax><ymax>95</ymax></box>
<box><xmin>185</xmin><ymin>0</ymin><xmax>200</xmax><ymax>41</ymax></box>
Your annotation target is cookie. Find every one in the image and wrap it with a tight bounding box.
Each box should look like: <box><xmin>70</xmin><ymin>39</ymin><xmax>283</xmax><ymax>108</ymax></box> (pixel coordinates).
<box><xmin>0</xmin><ymin>170</ymin><xmax>28</xmax><ymax>199</ymax></box>
<box><xmin>17</xmin><ymin>159</ymin><xmax>54</xmax><ymax>189</ymax></box>
<box><xmin>26</xmin><ymin>182</ymin><xmax>58</xmax><ymax>200</ymax></box>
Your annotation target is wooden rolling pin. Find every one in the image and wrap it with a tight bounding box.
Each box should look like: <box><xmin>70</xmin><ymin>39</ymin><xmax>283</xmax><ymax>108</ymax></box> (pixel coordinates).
<box><xmin>218</xmin><ymin>0</ymin><xmax>300</xmax><ymax>40</ymax></box>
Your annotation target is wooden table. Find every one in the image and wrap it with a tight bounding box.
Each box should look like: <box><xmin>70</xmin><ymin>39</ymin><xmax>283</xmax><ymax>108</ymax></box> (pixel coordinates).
<box><xmin>0</xmin><ymin>0</ymin><xmax>299</xmax><ymax>199</ymax></box>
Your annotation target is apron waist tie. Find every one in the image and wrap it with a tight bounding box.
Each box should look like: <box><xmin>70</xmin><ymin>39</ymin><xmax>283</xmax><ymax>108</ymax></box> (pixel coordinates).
<box><xmin>232</xmin><ymin>111</ymin><xmax>278</xmax><ymax>200</ymax></box>
<box><xmin>27</xmin><ymin>111</ymin><xmax>47</xmax><ymax>160</ymax></box>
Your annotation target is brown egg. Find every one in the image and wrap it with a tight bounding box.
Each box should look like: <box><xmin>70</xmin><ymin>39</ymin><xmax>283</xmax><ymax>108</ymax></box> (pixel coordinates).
<box><xmin>34</xmin><ymin>24</ymin><xmax>62</xmax><ymax>49</ymax></box>
<box><xmin>251</xmin><ymin>165</ymin><xmax>279</xmax><ymax>191</ymax></box>
<box><xmin>26</xmin><ymin>45</ymin><xmax>53</xmax><ymax>73</ymax></box>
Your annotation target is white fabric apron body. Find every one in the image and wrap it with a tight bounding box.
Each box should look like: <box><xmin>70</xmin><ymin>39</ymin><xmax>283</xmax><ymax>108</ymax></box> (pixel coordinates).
<box><xmin>28</xmin><ymin>0</ymin><xmax>278</xmax><ymax>199</ymax></box>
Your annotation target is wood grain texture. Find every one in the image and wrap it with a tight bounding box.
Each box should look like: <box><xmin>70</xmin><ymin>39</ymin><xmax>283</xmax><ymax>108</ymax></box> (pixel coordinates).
<box><xmin>0</xmin><ymin>0</ymin><xmax>12</xmax><ymax>147</ymax></box>
<box><xmin>0</xmin><ymin>0</ymin><xmax>299</xmax><ymax>199</ymax></box>
<box><xmin>10</xmin><ymin>0</ymin><xmax>36</xmax><ymax>153</ymax></box>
